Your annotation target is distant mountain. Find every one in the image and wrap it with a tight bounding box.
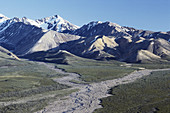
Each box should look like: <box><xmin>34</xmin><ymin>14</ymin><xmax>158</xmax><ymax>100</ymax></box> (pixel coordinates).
<box><xmin>0</xmin><ymin>14</ymin><xmax>79</xmax><ymax>33</ymax></box>
<box><xmin>0</xmin><ymin>22</ymin><xmax>81</xmax><ymax>55</ymax></box>
<box><xmin>72</xmin><ymin>21</ymin><xmax>129</xmax><ymax>37</ymax></box>
<box><xmin>0</xmin><ymin>14</ymin><xmax>41</xmax><ymax>33</ymax></box>
<box><xmin>59</xmin><ymin>21</ymin><xmax>169</xmax><ymax>63</ymax></box>
<box><xmin>24</xmin><ymin>34</ymin><xmax>170</xmax><ymax>63</ymax></box>
<box><xmin>0</xmin><ymin>14</ymin><xmax>81</xmax><ymax>55</ymax></box>
<box><xmin>0</xmin><ymin>14</ymin><xmax>170</xmax><ymax>63</ymax></box>
<box><xmin>54</xmin><ymin>35</ymin><xmax>169</xmax><ymax>63</ymax></box>
<box><xmin>72</xmin><ymin>21</ymin><xmax>170</xmax><ymax>41</ymax></box>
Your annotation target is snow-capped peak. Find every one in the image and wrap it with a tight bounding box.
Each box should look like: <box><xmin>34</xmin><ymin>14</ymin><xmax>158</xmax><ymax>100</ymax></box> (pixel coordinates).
<box><xmin>108</xmin><ymin>22</ymin><xmax>121</xmax><ymax>28</ymax></box>
<box><xmin>0</xmin><ymin>14</ymin><xmax>8</xmax><ymax>18</ymax></box>
<box><xmin>85</xmin><ymin>21</ymin><xmax>122</xmax><ymax>29</ymax></box>
<box><xmin>9</xmin><ymin>16</ymin><xmax>40</xmax><ymax>27</ymax></box>
<box><xmin>35</xmin><ymin>15</ymin><xmax>79</xmax><ymax>32</ymax></box>
<box><xmin>0</xmin><ymin>14</ymin><xmax>79</xmax><ymax>33</ymax></box>
<box><xmin>85</xmin><ymin>21</ymin><xmax>102</xmax><ymax>30</ymax></box>
<box><xmin>0</xmin><ymin>14</ymin><xmax>9</xmax><ymax>23</ymax></box>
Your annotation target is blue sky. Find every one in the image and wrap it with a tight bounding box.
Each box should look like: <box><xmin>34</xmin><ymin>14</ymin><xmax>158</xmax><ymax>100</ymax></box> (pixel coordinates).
<box><xmin>0</xmin><ymin>0</ymin><xmax>170</xmax><ymax>31</ymax></box>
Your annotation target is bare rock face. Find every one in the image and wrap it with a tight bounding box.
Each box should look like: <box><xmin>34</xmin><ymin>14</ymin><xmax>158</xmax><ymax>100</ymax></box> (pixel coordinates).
<box><xmin>136</xmin><ymin>50</ymin><xmax>161</xmax><ymax>63</ymax></box>
<box><xmin>28</xmin><ymin>30</ymin><xmax>81</xmax><ymax>54</ymax></box>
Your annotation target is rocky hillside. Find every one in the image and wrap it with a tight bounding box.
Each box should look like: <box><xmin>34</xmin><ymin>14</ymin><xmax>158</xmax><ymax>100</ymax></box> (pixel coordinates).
<box><xmin>54</xmin><ymin>34</ymin><xmax>169</xmax><ymax>63</ymax></box>
<box><xmin>59</xmin><ymin>21</ymin><xmax>169</xmax><ymax>63</ymax></box>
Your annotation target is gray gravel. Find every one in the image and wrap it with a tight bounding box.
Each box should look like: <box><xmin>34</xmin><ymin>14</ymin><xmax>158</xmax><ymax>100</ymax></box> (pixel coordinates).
<box><xmin>37</xmin><ymin>63</ymin><xmax>170</xmax><ymax>113</ymax></box>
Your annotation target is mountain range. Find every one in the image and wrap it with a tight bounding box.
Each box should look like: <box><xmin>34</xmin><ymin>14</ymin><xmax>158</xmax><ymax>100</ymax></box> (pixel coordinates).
<box><xmin>0</xmin><ymin>14</ymin><xmax>169</xmax><ymax>63</ymax></box>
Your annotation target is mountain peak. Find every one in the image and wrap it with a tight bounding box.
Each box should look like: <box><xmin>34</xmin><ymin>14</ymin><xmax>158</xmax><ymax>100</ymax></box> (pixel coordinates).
<box><xmin>42</xmin><ymin>14</ymin><xmax>63</xmax><ymax>21</ymax></box>
<box><xmin>0</xmin><ymin>14</ymin><xmax>79</xmax><ymax>33</ymax></box>
<box><xmin>0</xmin><ymin>14</ymin><xmax>7</xmax><ymax>18</ymax></box>
<box><xmin>85</xmin><ymin>21</ymin><xmax>121</xmax><ymax>29</ymax></box>
<box><xmin>84</xmin><ymin>21</ymin><xmax>103</xmax><ymax>30</ymax></box>
<box><xmin>35</xmin><ymin>15</ymin><xmax>79</xmax><ymax>32</ymax></box>
<box><xmin>53</xmin><ymin>15</ymin><xmax>60</xmax><ymax>19</ymax></box>
<box><xmin>0</xmin><ymin>14</ymin><xmax>9</xmax><ymax>23</ymax></box>
<box><xmin>88</xmin><ymin>21</ymin><xmax>103</xmax><ymax>24</ymax></box>
<box><xmin>73</xmin><ymin>21</ymin><xmax>126</xmax><ymax>37</ymax></box>
<box><xmin>107</xmin><ymin>21</ymin><xmax>121</xmax><ymax>28</ymax></box>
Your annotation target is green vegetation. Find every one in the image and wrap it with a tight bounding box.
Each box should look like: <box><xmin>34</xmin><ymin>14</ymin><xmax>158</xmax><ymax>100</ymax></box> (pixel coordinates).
<box><xmin>24</xmin><ymin>50</ymin><xmax>137</xmax><ymax>83</ymax></box>
<box><xmin>1</xmin><ymin>49</ymin><xmax>169</xmax><ymax>112</ymax></box>
<box><xmin>132</xmin><ymin>62</ymin><xmax>170</xmax><ymax>69</ymax></box>
<box><xmin>0</xmin><ymin>51</ymin><xmax>70</xmax><ymax>112</ymax></box>
<box><xmin>0</xmin><ymin>59</ymin><xmax>69</xmax><ymax>101</ymax></box>
<box><xmin>0</xmin><ymin>88</ymin><xmax>78</xmax><ymax>113</ymax></box>
<box><xmin>0</xmin><ymin>99</ymin><xmax>49</xmax><ymax>113</ymax></box>
<box><xmin>57</xmin><ymin>55</ymin><xmax>136</xmax><ymax>83</ymax></box>
<box><xmin>94</xmin><ymin>70</ymin><xmax>170</xmax><ymax>113</ymax></box>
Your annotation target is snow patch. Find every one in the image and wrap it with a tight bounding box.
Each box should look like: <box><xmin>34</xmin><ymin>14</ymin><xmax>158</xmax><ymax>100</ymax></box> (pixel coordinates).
<box><xmin>149</xmin><ymin>34</ymin><xmax>153</xmax><ymax>37</ymax></box>
<box><xmin>0</xmin><ymin>14</ymin><xmax>79</xmax><ymax>34</ymax></box>
<box><xmin>150</xmin><ymin>41</ymin><xmax>154</xmax><ymax>45</ymax></box>
<box><xmin>90</xmin><ymin>36</ymin><xmax>99</xmax><ymax>43</ymax></box>
<box><xmin>0</xmin><ymin>14</ymin><xmax>9</xmax><ymax>23</ymax></box>
<box><xmin>35</xmin><ymin>15</ymin><xmax>78</xmax><ymax>32</ymax></box>
<box><xmin>138</xmin><ymin>33</ymin><xmax>143</xmax><ymax>37</ymax></box>
<box><xmin>87</xmin><ymin>21</ymin><xmax>102</xmax><ymax>30</ymax></box>
<box><xmin>0</xmin><ymin>22</ymin><xmax>11</xmax><ymax>33</ymax></box>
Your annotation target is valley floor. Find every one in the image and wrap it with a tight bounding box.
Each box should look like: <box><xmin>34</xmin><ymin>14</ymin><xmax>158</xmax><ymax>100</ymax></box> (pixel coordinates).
<box><xmin>36</xmin><ymin>62</ymin><xmax>170</xmax><ymax>113</ymax></box>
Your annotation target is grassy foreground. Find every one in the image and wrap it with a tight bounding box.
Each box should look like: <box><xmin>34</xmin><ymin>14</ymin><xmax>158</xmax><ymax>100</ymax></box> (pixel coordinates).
<box><xmin>0</xmin><ymin>51</ymin><xmax>69</xmax><ymax>112</ymax></box>
<box><xmin>94</xmin><ymin>70</ymin><xmax>170</xmax><ymax>113</ymax></box>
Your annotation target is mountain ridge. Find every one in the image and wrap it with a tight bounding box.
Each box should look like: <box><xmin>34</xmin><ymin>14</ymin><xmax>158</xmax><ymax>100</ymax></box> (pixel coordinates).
<box><xmin>0</xmin><ymin>14</ymin><xmax>169</xmax><ymax>63</ymax></box>
<box><xmin>0</xmin><ymin>14</ymin><xmax>78</xmax><ymax>33</ymax></box>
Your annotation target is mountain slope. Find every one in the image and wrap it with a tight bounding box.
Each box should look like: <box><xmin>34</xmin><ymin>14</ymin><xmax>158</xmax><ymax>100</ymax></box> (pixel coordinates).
<box><xmin>67</xmin><ymin>21</ymin><xmax>170</xmax><ymax>62</ymax></box>
<box><xmin>0</xmin><ymin>14</ymin><xmax>169</xmax><ymax>63</ymax></box>
<box><xmin>0</xmin><ymin>46</ymin><xmax>20</xmax><ymax>60</ymax></box>
<box><xmin>23</xmin><ymin>50</ymin><xmax>77</xmax><ymax>64</ymax></box>
<box><xmin>72</xmin><ymin>21</ymin><xmax>170</xmax><ymax>41</ymax></box>
<box><xmin>0</xmin><ymin>22</ymin><xmax>46</xmax><ymax>55</ymax></box>
<box><xmin>55</xmin><ymin>34</ymin><xmax>170</xmax><ymax>63</ymax></box>
<box><xmin>72</xmin><ymin>21</ymin><xmax>129</xmax><ymax>37</ymax></box>
<box><xmin>0</xmin><ymin>22</ymin><xmax>81</xmax><ymax>55</ymax></box>
<box><xmin>0</xmin><ymin>15</ymin><xmax>40</xmax><ymax>33</ymax></box>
